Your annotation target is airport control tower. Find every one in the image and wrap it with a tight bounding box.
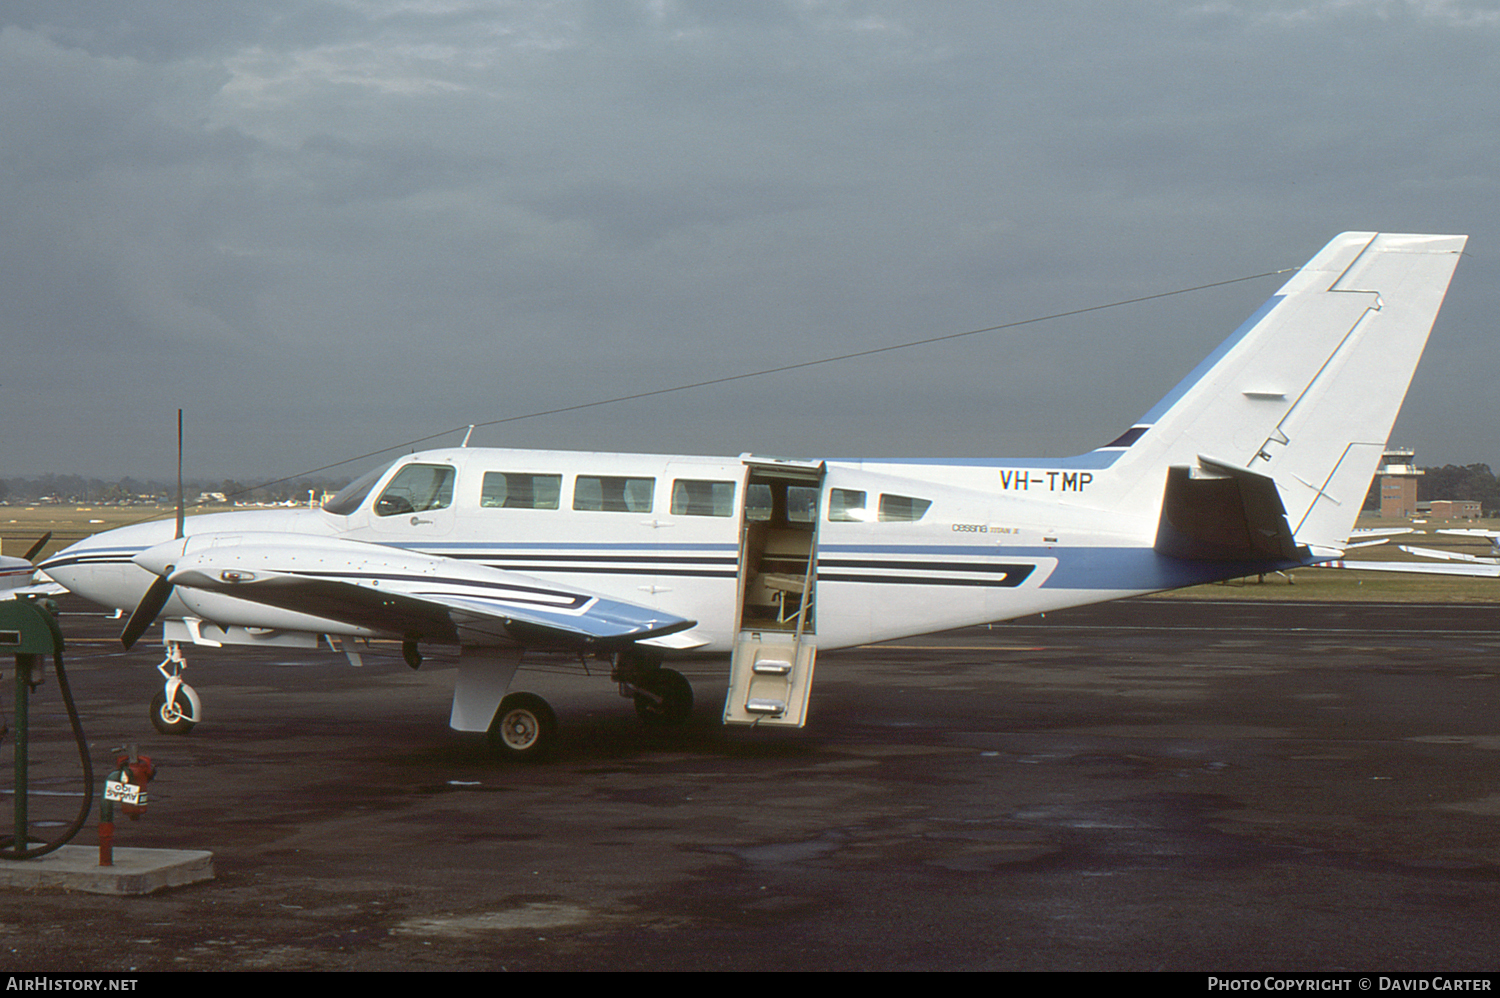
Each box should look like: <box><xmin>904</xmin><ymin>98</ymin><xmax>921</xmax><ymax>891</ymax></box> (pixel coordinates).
<box><xmin>1377</xmin><ymin>448</ymin><xmax>1421</xmax><ymax>519</ymax></box>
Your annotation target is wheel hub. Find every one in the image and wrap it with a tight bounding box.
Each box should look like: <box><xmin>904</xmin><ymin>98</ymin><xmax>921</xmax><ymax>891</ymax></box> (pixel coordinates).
<box><xmin>502</xmin><ymin>710</ymin><xmax>538</xmax><ymax>748</ymax></box>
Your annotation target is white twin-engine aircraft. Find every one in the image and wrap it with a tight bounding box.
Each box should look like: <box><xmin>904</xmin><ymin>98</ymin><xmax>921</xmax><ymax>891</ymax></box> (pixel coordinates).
<box><xmin>0</xmin><ymin>534</ymin><xmax>57</xmax><ymax>598</ymax></box>
<box><xmin>41</xmin><ymin>232</ymin><xmax>1469</xmax><ymax>759</ymax></box>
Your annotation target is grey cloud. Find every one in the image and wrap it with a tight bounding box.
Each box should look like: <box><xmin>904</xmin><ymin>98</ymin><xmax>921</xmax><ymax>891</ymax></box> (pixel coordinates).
<box><xmin>3</xmin><ymin>2</ymin><xmax>1496</xmax><ymax>481</ymax></box>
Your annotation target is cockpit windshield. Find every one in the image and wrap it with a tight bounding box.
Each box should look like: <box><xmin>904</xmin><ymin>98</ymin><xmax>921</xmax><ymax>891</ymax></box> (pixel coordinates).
<box><xmin>322</xmin><ymin>461</ymin><xmax>395</xmax><ymax>516</ymax></box>
<box><xmin>374</xmin><ymin>464</ymin><xmax>455</xmax><ymax>516</ymax></box>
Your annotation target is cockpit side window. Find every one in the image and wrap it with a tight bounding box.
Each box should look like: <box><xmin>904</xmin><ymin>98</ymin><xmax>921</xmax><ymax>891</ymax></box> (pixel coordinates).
<box><xmin>374</xmin><ymin>464</ymin><xmax>456</xmax><ymax>517</ymax></box>
<box><xmin>323</xmin><ymin>462</ymin><xmax>394</xmax><ymax>516</ymax></box>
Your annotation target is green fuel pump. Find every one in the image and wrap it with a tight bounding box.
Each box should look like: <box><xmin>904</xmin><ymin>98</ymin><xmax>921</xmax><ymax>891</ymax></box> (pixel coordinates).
<box><xmin>0</xmin><ymin>598</ymin><xmax>94</xmax><ymax>859</ymax></box>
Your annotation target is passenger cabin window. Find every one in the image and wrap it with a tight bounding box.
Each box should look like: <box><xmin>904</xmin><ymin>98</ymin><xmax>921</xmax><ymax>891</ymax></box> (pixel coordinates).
<box><xmin>671</xmin><ymin>479</ymin><xmax>735</xmax><ymax>517</ymax></box>
<box><xmin>828</xmin><ymin>488</ymin><xmax>869</xmax><ymax>522</ymax></box>
<box><xmin>573</xmin><ymin>476</ymin><xmax>654</xmax><ymax>513</ymax></box>
<box><xmin>879</xmin><ymin>494</ymin><xmax>932</xmax><ymax>522</ymax></box>
<box><xmin>481</xmin><ymin>472</ymin><xmax>561</xmax><ymax>510</ymax></box>
<box><xmin>375</xmin><ymin>464</ymin><xmax>455</xmax><ymax>517</ymax></box>
<box><xmin>745</xmin><ymin>482</ymin><xmax>817</xmax><ymax>523</ymax></box>
<box><xmin>786</xmin><ymin>486</ymin><xmax>818</xmax><ymax>523</ymax></box>
<box><xmin>745</xmin><ymin>483</ymin><xmax>772</xmax><ymax>522</ymax></box>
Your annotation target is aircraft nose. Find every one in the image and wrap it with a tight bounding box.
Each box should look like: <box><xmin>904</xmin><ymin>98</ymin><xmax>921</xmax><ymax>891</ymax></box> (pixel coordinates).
<box><xmin>132</xmin><ymin>537</ymin><xmax>189</xmax><ymax>578</ymax></box>
<box><xmin>37</xmin><ymin>540</ymin><xmax>90</xmax><ymax>584</ymax></box>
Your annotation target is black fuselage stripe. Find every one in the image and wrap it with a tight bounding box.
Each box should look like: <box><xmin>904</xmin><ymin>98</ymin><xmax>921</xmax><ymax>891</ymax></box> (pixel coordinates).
<box><xmin>818</xmin><ymin>571</ymin><xmax>1032</xmax><ymax>588</ymax></box>
<box><xmin>449</xmin><ymin>553</ymin><xmax>737</xmax><ymax>565</ymax></box>
<box><xmin>40</xmin><ymin>555</ymin><xmax>136</xmax><ymax>570</ymax></box>
<box><xmin>482</xmin><ymin>564</ymin><xmax>739</xmax><ymax>579</ymax></box>
<box><xmin>291</xmin><ymin>570</ymin><xmax>591</xmax><ymax>607</ymax></box>
<box><xmin>818</xmin><ymin>559</ymin><xmax>1031</xmax><ymax>574</ymax></box>
<box><xmin>53</xmin><ymin>550</ymin><xmax>1038</xmax><ymax>588</ymax></box>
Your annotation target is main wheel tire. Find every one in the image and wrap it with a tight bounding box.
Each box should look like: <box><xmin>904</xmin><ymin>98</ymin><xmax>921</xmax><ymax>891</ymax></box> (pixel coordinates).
<box><xmin>150</xmin><ymin>687</ymin><xmax>196</xmax><ymax>735</ymax></box>
<box><xmin>633</xmin><ymin>667</ymin><xmax>693</xmax><ymax>727</ymax></box>
<box><xmin>486</xmin><ymin>693</ymin><xmax>557</xmax><ymax>761</ymax></box>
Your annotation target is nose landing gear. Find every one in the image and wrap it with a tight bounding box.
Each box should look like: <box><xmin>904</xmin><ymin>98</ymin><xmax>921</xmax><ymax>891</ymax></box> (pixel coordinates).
<box><xmin>150</xmin><ymin>642</ymin><xmax>201</xmax><ymax>735</ymax></box>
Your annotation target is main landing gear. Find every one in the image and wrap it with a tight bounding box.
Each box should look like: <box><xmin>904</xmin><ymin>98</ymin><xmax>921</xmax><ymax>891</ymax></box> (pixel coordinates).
<box><xmin>614</xmin><ymin>649</ymin><xmax>694</xmax><ymax>728</ymax></box>
<box><xmin>627</xmin><ymin>667</ymin><xmax>694</xmax><ymax>727</ymax></box>
<box><xmin>481</xmin><ymin>651</ymin><xmax>695</xmax><ymax>761</ymax></box>
<box><xmin>486</xmin><ymin>693</ymin><xmax>558</xmax><ymax>761</ymax></box>
<box><xmin>138</xmin><ymin>641</ymin><xmax>694</xmax><ymax>760</ymax></box>
<box><xmin>149</xmin><ymin>642</ymin><xmax>201</xmax><ymax>735</ymax></box>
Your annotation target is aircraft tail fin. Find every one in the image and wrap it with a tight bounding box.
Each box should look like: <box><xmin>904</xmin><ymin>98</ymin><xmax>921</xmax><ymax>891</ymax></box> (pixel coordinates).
<box><xmin>1105</xmin><ymin>232</ymin><xmax>1467</xmax><ymax>550</ymax></box>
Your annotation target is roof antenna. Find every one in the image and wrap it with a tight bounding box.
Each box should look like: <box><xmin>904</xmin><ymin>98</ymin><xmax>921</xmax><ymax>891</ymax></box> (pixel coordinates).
<box><xmin>121</xmin><ymin>409</ymin><xmax>184</xmax><ymax>649</ymax></box>
<box><xmin>176</xmin><ymin>408</ymin><xmax>185</xmax><ymax>540</ymax></box>
<box><xmin>460</xmin><ymin>425</ymin><xmax>475</xmax><ymax>448</ymax></box>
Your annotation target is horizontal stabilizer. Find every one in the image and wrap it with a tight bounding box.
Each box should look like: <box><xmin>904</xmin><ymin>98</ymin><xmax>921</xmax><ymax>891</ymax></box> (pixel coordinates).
<box><xmin>1154</xmin><ymin>457</ymin><xmax>1302</xmax><ymax>561</ymax></box>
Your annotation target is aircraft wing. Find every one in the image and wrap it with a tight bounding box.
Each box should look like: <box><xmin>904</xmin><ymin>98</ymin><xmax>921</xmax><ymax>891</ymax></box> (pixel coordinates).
<box><xmin>139</xmin><ymin>532</ymin><xmax>696</xmax><ymax>650</ymax></box>
<box><xmin>1397</xmin><ymin>545</ymin><xmax>1500</xmax><ymax>565</ymax></box>
<box><xmin>0</xmin><ymin>582</ymin><xmax>68</xmax><ymax>600</ymax></box>
<box><xmin>1317</xmin><ymin>559</ymin><xmax>1500</xmax><ymax>578</ymax></box>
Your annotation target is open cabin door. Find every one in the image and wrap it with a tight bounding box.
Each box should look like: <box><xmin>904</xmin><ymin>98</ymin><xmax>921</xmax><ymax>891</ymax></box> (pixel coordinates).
<box><xmin>723</xmin><ymin>458</ymin><xmax>823</xmax><ymax>728</ymax></box>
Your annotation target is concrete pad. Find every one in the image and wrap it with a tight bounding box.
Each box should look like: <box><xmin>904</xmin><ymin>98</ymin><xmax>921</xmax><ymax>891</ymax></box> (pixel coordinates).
<box><xmin>9</xmin><ymin>595</ymin><xmax>1500</xmax><ymax>969</ymax></box>
<box><xmin>0</xmin><ymin>845</ymin><xmax>213</xmax><ymax>895</ymax></box>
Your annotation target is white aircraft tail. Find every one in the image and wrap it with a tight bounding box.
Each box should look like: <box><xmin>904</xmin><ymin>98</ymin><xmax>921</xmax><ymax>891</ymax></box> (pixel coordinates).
<box><xmin>1101</xmin><ymin>232</ymin><xmax>1467</xmax><ymax>555</ymax></box>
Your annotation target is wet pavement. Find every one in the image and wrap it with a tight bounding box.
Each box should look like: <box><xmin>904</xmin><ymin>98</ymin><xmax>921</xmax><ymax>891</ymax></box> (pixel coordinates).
<box><xmin>3</xmin><ymin>596</ymin><xmax>1498</xmax><ymax>971</ymax></box>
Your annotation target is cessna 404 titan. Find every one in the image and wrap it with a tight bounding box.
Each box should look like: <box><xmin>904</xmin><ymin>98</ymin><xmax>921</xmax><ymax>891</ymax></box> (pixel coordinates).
<box><xmin>41</xmin><ymin>232</ymin><xmax>1468</xmax><ymax>759</ymax></box>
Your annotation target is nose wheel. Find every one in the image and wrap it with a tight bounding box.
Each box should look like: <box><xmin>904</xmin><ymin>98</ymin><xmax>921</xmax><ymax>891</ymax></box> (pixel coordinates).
<box><xmin>150</xmin><ymin>642</ymin><xmax>201</xmax><ymax>735</ymax></box>
<box><xmin>150</xmin><ymin>685</ymin><xmax>198</xmax><ymax>735</ymax></box>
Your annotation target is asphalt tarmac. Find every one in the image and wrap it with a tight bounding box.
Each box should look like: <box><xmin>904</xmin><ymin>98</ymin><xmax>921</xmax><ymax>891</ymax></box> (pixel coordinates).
<box><xmin>3</xmin><ymin>595</ymin><xmax>1499</xmax><ymax>972</ymax></box>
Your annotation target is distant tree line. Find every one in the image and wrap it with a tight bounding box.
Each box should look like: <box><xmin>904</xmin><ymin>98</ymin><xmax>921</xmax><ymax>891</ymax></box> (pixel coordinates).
<box><xmin>1417</xmin><ymin>464</ymin><xmax>1500</xmax><ymax>512</ymax></box>
<box><xmin>0</xmin><ymin>474</ymin><xmax>352</xmax><ymax>506</ymax></box>
<box><xmin>1362</xmin><ymin>464</ymin><xmax>1500</xmax><ymax>514</ymax></box>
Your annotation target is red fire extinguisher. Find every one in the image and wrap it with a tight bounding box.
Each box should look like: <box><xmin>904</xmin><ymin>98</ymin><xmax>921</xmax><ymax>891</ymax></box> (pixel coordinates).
<box><xmin>99</xmin><ymin>750</ymin><xmax>156</xmax><ymax>867</ymax></box>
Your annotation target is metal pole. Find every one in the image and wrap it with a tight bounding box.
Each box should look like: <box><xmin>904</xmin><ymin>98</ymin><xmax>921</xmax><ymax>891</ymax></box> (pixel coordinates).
<box><xmin>13</xmin><ymin>654</ymin><xmax>31</xmax><ymax>852</ymax></box>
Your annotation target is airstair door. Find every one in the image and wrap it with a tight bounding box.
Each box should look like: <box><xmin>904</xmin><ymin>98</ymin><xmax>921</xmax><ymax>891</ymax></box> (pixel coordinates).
<box><xmin>723</xmin><ymin>459</ymin><xmax>823</xmax><ymax>728</ymax></box>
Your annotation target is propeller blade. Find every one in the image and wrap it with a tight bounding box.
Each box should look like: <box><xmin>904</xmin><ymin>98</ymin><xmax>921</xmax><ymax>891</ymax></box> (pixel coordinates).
<box><xmin>22</xmin><ymin>532</ymin><xmax>52</xmax><ymax>563</ymax></box>
<box><xmin>121</xmin><ymin>576</ymin><xmax>174</xmax><ymax>650</ymax></box>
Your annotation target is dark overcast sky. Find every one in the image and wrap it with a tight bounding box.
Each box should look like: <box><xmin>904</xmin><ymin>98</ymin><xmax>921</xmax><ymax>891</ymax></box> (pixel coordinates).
<box><xmin>4</xmin><ymin>1</ymin><xmax>1496</xmax><ymax>481</ymax></box>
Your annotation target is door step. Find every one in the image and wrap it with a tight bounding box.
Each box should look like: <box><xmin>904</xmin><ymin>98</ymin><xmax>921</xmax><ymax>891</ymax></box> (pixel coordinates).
<box><xmin>723</xmin><ymin>631</ymin><xmax>816</xmax><ymax>727</ymax></box>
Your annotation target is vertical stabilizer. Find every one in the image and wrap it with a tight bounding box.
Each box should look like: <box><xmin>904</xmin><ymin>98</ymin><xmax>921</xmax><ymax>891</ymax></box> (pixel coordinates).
<box><xmin>1109</xmin><ymin>232</ymin><xmax>1466</xmax><ymax>548</ymax></box>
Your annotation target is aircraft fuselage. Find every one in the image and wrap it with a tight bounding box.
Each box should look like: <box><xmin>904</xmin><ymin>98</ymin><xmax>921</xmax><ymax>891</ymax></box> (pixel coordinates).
<box><xmin>43</xmin><ymin>444</ymin><xmax>1292</xmax><ymax>656</ymax></box>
